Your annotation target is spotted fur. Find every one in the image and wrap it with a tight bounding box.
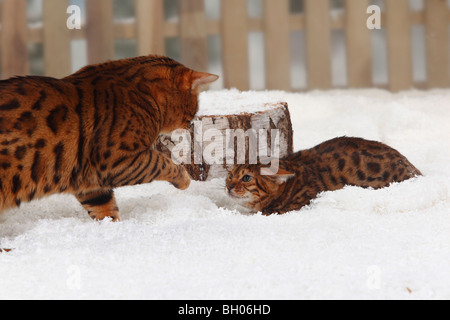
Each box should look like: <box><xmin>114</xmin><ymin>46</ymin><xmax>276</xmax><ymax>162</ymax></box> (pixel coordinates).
<box><xmin>0</xmin><ymin>55</ymin><xmax>218</xmax><ymax>221</ymax></box>
<box><xmin>227</xmin><ymin>137</ymin><xmax>422</xmax><ymax>215</ymax></box>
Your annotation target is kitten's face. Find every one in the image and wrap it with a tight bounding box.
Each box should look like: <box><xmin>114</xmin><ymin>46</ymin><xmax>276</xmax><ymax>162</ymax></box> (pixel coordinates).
<box><xmin>226</xmin><ymin>165</ymin><xmax>288</xmax><ymax>212</ymax></box>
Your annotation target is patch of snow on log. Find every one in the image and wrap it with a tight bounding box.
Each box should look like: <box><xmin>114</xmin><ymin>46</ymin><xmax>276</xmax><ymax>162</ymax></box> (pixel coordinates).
<box><xmin>198</xmin><ymin>89</ymin><xmax>284</xmax><ymax>116</ymax></box>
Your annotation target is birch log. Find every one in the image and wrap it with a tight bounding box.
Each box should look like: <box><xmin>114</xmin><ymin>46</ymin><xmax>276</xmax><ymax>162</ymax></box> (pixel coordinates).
<box><xmin>155</xmin><ymin>102</ymin><xmax>293</xmax><ymax>181</ymax></box>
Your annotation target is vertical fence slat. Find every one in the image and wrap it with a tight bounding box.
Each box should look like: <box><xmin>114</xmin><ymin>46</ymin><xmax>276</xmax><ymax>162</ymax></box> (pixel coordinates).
<box><xmin>1</xmin><ymin>0</ymin><xmax>446</xmax><ymax>91</ymax></box>
<box><xmin>1</xmin><ymin>0</ymin><xmax>29</xmax><ymax>79</ymax></box>
<box><xmin>425</xmin><ymin>0</ymin><xmax>450</xmax><ymax>88</ymax></box>
<box><xmin>43</xmin><ymin>0</ymin><xmax>71</xmax><ymax>78</ymax></box>
<box><xmin>385</xmin><ymin>0</ymin><xmax>412</xmax><ymax>92</ymax></box>
<box><xmin>221</xmin><ymin>0</ymin><xmax>249</xmax><ymax>90</ymax></box>
<box><xmin>136</xmin><ymin>0</ymin><xmax>165</xmax><ymax>56</ymax></box>
<box><xmin>305</xmin><ymin>0</ymin><xmax>332</xmax><ymax>90</ymax></box>
<box><xmin>345</xmin><ymin>0</ymin><xmax>372</xmax><ymax>88</ymax></box>
<box><xmin>179</xmin><ymin>0</ymin><xmax>208</xmax><ymax>72</ymax></box>
<box><xmin>263</xmin><ymin>0</ymin><xmax>291</xmax><ymax>90</ymax></box>
<box><xmin>86</xmin><ymin>0</ymin><xmax>114</xmax><ymax>64</ymax></box>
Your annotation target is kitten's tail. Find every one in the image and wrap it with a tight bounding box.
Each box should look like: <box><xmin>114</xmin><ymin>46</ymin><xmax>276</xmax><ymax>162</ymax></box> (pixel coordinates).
<box><xmin>407</xmin><ymin>161</ymin><xmax>423</xmax><ymax>177</ymax></box>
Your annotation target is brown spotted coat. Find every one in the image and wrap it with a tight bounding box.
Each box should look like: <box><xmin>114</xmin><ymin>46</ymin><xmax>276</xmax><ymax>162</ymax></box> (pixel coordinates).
<box><xmin>227</xmin><ymin>137</ymin><xmax>422</xmax><ymax>215</ymax></box>
<box><xmin>0</xmin><ymin>55</ymin><xmax>218</xmax><ymax>221</ymax></box>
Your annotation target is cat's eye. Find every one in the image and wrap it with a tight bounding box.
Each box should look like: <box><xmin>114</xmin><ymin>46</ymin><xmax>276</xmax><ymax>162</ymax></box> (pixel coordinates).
<box><xmin>242</xmin><ymin>175</ymin><xmax>253</xmax><ymax>183</ymax></box>
<box><xmin>228</xmin><ymin>174</ymin><xmax>233</xmax><ymax>180</ymax></box>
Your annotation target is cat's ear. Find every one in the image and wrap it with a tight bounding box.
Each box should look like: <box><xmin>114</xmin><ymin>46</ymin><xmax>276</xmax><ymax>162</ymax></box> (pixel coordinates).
<box><xmin>260</xmin><ymin>167</ymin><xmax>295</xmax><ymax>184</ymax></box>
<box><xmin>191</xmin><ymin>72</ymin><xmax>219</xmax><ymax>90</ymax></box>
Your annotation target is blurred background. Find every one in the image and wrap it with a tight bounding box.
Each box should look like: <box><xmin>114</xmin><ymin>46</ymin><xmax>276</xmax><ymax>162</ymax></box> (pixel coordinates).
<box><xmin>0</xmin><ymin>0</ymin><xmax>449</xmax><ymax>92</ymax></box>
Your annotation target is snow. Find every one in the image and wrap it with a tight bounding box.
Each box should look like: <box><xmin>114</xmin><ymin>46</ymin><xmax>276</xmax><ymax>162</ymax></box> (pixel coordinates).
<box><xmin>1</xmin><ymin>89</ymin><xmax>450</xmax><ymax>300</ymax></box>
<box><xmin>198</xmin><ymin>89</ymin><xmax>283</xmax><ymax>116</ymax></box>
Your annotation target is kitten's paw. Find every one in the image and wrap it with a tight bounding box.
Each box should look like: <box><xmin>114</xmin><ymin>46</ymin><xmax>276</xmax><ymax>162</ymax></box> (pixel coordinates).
<box><xmin>88</xmin><ymin>211</ymin><xmax>122</xmax><ymax>222</ymax></box>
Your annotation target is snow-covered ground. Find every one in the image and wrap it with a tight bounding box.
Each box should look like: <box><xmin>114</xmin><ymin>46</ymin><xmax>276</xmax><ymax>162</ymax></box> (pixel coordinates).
<box><xmin>1</xmin><ymin>89</ymin><xmax>449</xmax><ymax>300</ymax></box>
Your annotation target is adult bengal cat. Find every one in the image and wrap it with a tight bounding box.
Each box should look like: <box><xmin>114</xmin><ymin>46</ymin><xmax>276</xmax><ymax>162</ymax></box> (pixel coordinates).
<box><xmin>0</xmin><ymin>55</ymin><xmax>218</xmax><ymax>221</ymax></box>
<box><xmin>227</xmin><ymin>137</ymin><xmax>422</xmax><ymax>215</ymax></box>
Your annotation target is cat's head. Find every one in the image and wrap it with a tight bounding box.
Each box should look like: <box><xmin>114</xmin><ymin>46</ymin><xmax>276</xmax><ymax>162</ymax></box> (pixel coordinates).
<box><xmin>141</xmin><ymin>55</ymin><xmax>218</xmax><ymax>133</ymax></box>
<box><xmin>226</xmin><ymin>164</ymin><xmax>295</xmax><ymax>212</ymax></box>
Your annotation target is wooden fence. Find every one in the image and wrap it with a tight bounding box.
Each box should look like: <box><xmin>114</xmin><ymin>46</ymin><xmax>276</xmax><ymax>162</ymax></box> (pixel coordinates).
<box><xmin>0</xmin><ymin>0</ymin><xmax>449</xmax><ymax>91</ymax></box>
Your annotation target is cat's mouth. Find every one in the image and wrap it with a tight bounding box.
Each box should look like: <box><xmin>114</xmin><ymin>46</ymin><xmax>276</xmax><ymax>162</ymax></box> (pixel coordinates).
<box><xmin>229</xmin><ymin>192</ymin><xmax>244</xmax><ymax>199</ymax></box>
<box><xmin>228</xmin><ymin>189</ymin><xmax>251</xmax><ymax>201</ymax></box>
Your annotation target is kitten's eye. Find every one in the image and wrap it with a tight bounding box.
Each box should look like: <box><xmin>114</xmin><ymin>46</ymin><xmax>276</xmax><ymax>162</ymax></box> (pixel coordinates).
<box><xmin>228</xmin><ymin>174</ymin><xmax>233</xmax><ymax>180</ymax></box>
<box><xmin>242</xmin><ymin>175</ymin><xmax>253</xmax><ymax>183</ymax></box>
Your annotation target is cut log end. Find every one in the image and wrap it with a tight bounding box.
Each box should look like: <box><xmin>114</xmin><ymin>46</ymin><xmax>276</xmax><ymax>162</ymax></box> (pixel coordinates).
<box><xmin>156</xmin><ymin>102</ymin><xmax>293</xmax><ymax>181</ymax></box>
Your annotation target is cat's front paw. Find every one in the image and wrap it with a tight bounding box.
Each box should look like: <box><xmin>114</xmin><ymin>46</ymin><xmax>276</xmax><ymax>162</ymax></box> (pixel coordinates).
<box><xmin>172</xmin><ymin>166</ymin><xmax>192</xmax><ymax>190</ymax></box>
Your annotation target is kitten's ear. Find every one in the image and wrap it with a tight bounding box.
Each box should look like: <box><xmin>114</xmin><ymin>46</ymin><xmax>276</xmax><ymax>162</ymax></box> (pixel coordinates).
<box><xmin>191</xmin><ymin>72</ymin><xmax>219</xmax><ymax>90</ymax></box>
<box><xmin>260</xmin><ymin>167</ymin><xmax>295</xmax><ymax>184</ymax></box>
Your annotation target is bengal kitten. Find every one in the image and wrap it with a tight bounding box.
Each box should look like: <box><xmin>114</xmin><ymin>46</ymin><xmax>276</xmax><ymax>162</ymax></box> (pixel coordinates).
<box><xmin>0</xmin><ymin>55</ymin><xmax>218</xmax><ymax>221</ymax></box>
<box><xmin>226</xmin><ymin>137</ymin><xmax>422</xmax><ymax>215</ymax></box>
